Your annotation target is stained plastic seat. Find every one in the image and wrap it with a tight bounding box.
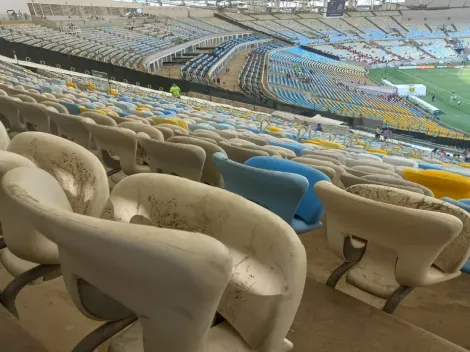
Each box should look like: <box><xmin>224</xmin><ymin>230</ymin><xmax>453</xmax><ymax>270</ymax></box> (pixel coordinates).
<box><xmin>340</xmin><ymin>173</ymin><xmax>427</xmax><ymax>195</ymax></box>
<box><xmin>0</xmin><ymin>95</ymin><xmax>26</xmax><ymax>133</ymax></box>
<box><xmin>83</xmin><ymin>121</ymin><xmax>156</xmax><ymax>176</ymax></box>
<box><xmin>80</xmin><ymin>111</ymin><xmax>118</xmax><ymax>126</ymax></box>
<box><xmin>292</xmin><ymin>157</ymin><xmax>346</xmax><ymax>189</ymax></box>
<box><xmin>1</xmin><ymin>168</ymin><xmax>233</xmax><ymax>352</ymax></box>
<box><xmin>219</xmin><ymin>141</ymin><xmax>269</xmax><ymax>164</ymax></box>
<box><xmin>245</xmin><ymin>156</ymin><xmax>331</xmax><ymax>233</ymax></box>
<box><xmin>101</xmin><ymin>173</ymin><xmax>306</xmax><ymax>351</ymax></box>
<box><xmin>383</xmin><ymin>155</ymin><xmax>418</xmax><ymax>168</ymax></box>
<box><xmin>167</xmin><ymin>136</ymin><xmax>226</xmax><ymax>186</ymax></box>
<box><xmin>315</xmin><ymin>181</ymin><xmax>469</xmax><ymax>313</ymax></box>
<box><xmin>13</xmin><ymin>101</ymin><xmax>53</xmax><ymax>133</ymax></box>
<box><xmin>137</xmin><ymin>133</ymin><xmax>206</xmax><ymax>182</ymax></box>
<box><xmin>47</xmin><ymin>109</ymin><xmax>93</xmax><ymax>149</ymax></box>
<box><xmin>0</xmin><ymin>120</ymin><xmax>11</xmax><ymax>150</ymax></box>
<box><xmin>0</xmin><ymin>132</ymin><xmax>109</xmax><ymax>317</ymax></box>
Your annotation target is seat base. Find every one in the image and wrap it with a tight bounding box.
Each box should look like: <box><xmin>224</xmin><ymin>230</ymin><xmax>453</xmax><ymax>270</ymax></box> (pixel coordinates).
<box><xmin>108</xmin><ymin>320</ymin><xmax>293</xmax><ymax>352</ymax></box>
<box><xmin>288</xmin><ymin>278</ymin><xmax>466</xmax><ymax>352</ymax></box>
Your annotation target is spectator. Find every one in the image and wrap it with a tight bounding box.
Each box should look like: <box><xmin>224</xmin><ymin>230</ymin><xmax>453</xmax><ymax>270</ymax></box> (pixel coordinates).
<box><xmin>169</xmin><ymin>83</ymin><xmax>181</xmax><ymax>99</ymax></box>
<box><xmin>216</xmin><ymin>77</ymin><xmax>221</xmax><ymax>85</ymax></box>
<box><xmin>375</xmin><ymin>126</ymin><xmax>382</xmax><ymax>141</ymax></box>
<box><xmin>315</xmin><ymin>123</ymin><xmax>323</xmax><ymax>132</ymax></box>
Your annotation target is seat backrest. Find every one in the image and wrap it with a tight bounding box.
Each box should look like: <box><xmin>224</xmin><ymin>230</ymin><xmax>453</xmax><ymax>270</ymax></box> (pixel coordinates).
<box><xmin>14</xmin><ymin>94</ymin><xmax>37</xmax><ymax>103</ymax></box>
<box><xmin>2</xmin><ymin>167</ymin><xmax>232</xmax><ymax>352</ymax></box>
<box><xmin>83</xmin><ymin>121</ymin><xmax>150</xmax><ymax>175</ymax></box>
<box><xmin>137</xmin><ymin>133</ymin><xmax>206</xmax><ymax>182</ymax></box>
<box><xmin>219</xmin><ymin>140</ymin><xmax>269</xmax><ymax>164</ymax></box>
<box><xmin>3</xmin><ymin>132</ymin><xmax>108</xmax><ymax>264</ymax></box>
<box><xmin>238</xmin><ymin>134</ymin><xmax>267</xmax><ymax>146</ymax></box>
<box><xmin>101</xmin><ymin>172</ymin><xmax>306</xmax><ymax>351</ymax></box>
<box><xmin>7</xmin><ymin>132</ymin><xmax>109</xmax><ymax>216</ymax></box>
<box><xmin>155</xmin><ymin>126</ymin><xmax>173</xmax><ymax>140</ymax></box>
<box><xmin>314</xmin><ymin>181</ymin><xmax>463</xmax><ymax>287</ymax></box>
<box><xmin>303</xmin><ymin>154</ymin><xmax>342</xmax><ymax>166</ymax></box>
<box><xmin>383</xmin><ymin>155</ymin><xmax>418</xmax><ymax>168</ymax></box>
<box><xmin>14</xmin><ymin>101</ymin><xmax>51</xmax><ymax>133</ymax></box>
<box><xmin>302</xmin><ymin>150</ymin><xmax>346</xmax><ymax>164</ymax></box>
<box><xmin>292</xmin><ymin>157</ymin><xmax>345</xmax><ymax>189</ymax></box>
<box><xmin>346</xmin><ymin>158</ymin><xmax>395</xmax><ymax>171</ymax></box>
<box><xmin>80</xmin><ymin>112</ymin><xmax>117</xmax><ymax>127</ymax></box>
<box><xmin>363</xmin><ymin>174</ymin><xmax>434</xmax><ymax>196</ymax></box>
<box><xmin>352</xmin><ymin>165</ymin><xmax>401</xmax><ymax>179</ymax></box>
<box><xmin>168</xmin><ymin>136</ymin><xmax>225</xmax><ymax>186</ymax></box>
<box><xmin>0</xmin><ymin>95</ymin><xmax>26</xmax><ymax>132</ymax></box>
<box><xmin>0</xmin><ymin>121</ymin><xmax>10</xmax><ymax>150</ymax></box>
<box><xmin>47</xmin><ymin>110</ymin><xmax>92</xmax><ymax>149</ymax></box>
<box><xmin>441</xmin><ymin>197</ymin><xmax>470</xmax><ymax>213</ymax></box>
<box><xmin>42</xmin><ymin>101</ymin><xmax>69</xmax><ymax>114</ymax></box>
<box><xmin>213</xmin><ymin>152</ymin><xmax>308</xmax><ymax>222</ymax></box>
<box><xmin>246</xmin><ymin>156</ymin><xmax>330</xmax><ymax>225</ymax></box>
<box><xmin>340</xmin><ymin>173</ymin><xmax>425</xmax><ymax>194</ymax></box>
<box><xmin>193</xmin><ymin>130</ymin><xmax>226</xmax><ymax>142</ymax></box>
<box><xmin>119</xmin><ymin>122</ymin><xmax>164</xmax><ymax>141</ymax></box>
<box><xmin>347</xmin><ymin>184</ymin><xmax>470</xmax><ymax>274</ymax></box>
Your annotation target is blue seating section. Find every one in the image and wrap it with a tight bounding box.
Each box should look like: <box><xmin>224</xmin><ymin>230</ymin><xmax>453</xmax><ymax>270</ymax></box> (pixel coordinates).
<box><xmin>181</xmin><ymin>35</ymin><xmax>264</xmax><ymax>83</ymax></box>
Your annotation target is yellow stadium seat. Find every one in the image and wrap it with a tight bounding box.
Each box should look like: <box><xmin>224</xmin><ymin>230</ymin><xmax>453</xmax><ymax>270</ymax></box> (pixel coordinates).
<box><xmin>66</xmin><ymin>82</ymin><xmax>77</xmax><ymax>89</ymax></box>
<box><xmin>152</xmin><ymin>118</ymin><xmax>189</xmax><ymax>131</ymax></box>
<box><xmin>366</xmin><ymin>148</ymin><xmax>387</xmax><ymax>155</ymax></box>
<box><xmin>458</xmin><ymin>163</ymin><xmax>470</xmax><ymax>169</ymax></box>
<box><xmin>403</xmin><ymin>169</ymin><xmax>470</xmax><ymax>199</ymax></box>
<box><xmin>267</xmin><ymin>126</ymin><xmax>283</xmax><ymax>133</ymax></box>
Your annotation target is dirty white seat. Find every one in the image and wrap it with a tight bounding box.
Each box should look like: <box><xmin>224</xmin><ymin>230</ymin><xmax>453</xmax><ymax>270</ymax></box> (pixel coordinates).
<box><xmin>1</xmin><ymin>168</ymin><xmax>232</xmax><ymax>352</ymax></box>
<box><xmin>218</xmin><ymin>141</ymin><xmax>269</xmax><ymax>164</ymax></box>
<box><xmin>80</xmin><ymin>112</ymin><xmax>118</xmax><ymax>127</ymax></box>
<box><xmin>345</xmin><ymin>158</ymin><xmax>394</xmax><ymax>171</ymax></box>
<box><xmin>137</xmin><ymin>133</ymin><xmax>206</xmax><ymax>182</ymax></box>
<box><xmin>292</xmin><ymin>157</ymin><xmax>345</xmax><ymax>189</ymax></box>
<box><xmin>99</xmin><ymin>173</ymin><xmax>306</xmax><ymax>351</ymax></box>
<box><xmin>83</xmin><ymin>121</ymin><xmax>155</xmax><ymax>176</ymax></box>
<box><xmin>0</xmin><ymin>132</ymin><xmax>109</xmax><ymax>316</ymax></box>
<box><xmin>48</xmin><ymin>110</ymin><xmax>93</xmax><ymax>149</ymax></box>
<box><xmin>0</xmin><ymin>95</ymin><xmax>26</xmax><ymax>133</ymax></box>
<box><xmin>167</xmin><ymin>136</ymin><xmax>226</xmax><ymax>186</ymax></box>
<box><xmin>0</xmin><ymin>120</ymin><xmax>11</xmax><ymax>150</ymax></box>
<box><xmin>13</xmin><ymin>101</ymin><xmax>53</xmax><ymax>133</ymax></box>
<box><xmin>383</xmin><ymin>155</ymin><xmax>419</xmax><ymax>168</ymax></box>
<box><xmin>315</xmin><ymin>181</ymin><xmax>469</xmax><ymax>313</ymax></box>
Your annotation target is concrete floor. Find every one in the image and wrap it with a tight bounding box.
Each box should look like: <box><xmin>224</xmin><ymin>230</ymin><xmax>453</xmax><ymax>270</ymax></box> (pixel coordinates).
<box><xmin>2</xmin><ymin>227</ymin><xmax>470</xmax><ymax>351</ymax></box>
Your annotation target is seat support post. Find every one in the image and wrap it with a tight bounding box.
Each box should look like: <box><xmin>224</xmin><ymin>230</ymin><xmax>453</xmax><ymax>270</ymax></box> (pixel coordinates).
<box><xmin>382</xmin><ymin>285</ymin><xmax>414</xmax><ymax>314</ymax></box>
<box><xmin>72</xmin><ymin>316</ymin><xmax>137</xmax><ymax>352</ymax></box>
<box><xmin>0</xmin><ymin>264</ymin><xmax>61</xmax><ymax>318</ymax></box>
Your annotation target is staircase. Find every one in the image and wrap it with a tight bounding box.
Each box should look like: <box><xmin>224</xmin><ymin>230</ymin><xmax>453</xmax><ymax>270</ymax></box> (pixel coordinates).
<box><xmin>390</xmin><ymin>16</ymin><xmax>409</xmax><ymax>33</ymax></box>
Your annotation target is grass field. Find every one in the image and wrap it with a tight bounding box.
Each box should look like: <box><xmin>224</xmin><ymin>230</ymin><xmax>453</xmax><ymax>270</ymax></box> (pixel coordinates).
<box><xmin>369</xmin><ymin>67</ymin><xmax>470</xmax><ymax>132</ymax></box>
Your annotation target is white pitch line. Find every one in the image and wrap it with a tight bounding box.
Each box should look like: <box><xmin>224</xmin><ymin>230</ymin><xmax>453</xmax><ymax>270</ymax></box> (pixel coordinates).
<box><xmin>398</xmin><ymin>70</ymin><xmax>470</xmax><ymax>104</ymax></box>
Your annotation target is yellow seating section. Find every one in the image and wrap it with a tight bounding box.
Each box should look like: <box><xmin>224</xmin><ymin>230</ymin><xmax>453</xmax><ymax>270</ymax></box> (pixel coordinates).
<box><xmin>152</xmin><ymin>117</ymin><xmax>189</xmax><ymax>131</ymax></box>
<box><xmin>403</xmin><ymin>169</ymin><xmax>470</xmax><ymax>199</ymax></box>
<box><xmin>366</xmin><ymin>148</ymin><xmax>387</xmax><ymax>155</ymax></box>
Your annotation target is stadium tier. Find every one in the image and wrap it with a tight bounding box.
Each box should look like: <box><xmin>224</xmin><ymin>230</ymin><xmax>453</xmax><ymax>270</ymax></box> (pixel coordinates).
<box><xmin>2</xmin><ymin>11</ymin><xmax>470</xmax><ymax>139</ymax></box>
<box><xmin>181</xmin><ymin>35</ymin><xmax>265</xmax><ymax>83</ymax></box>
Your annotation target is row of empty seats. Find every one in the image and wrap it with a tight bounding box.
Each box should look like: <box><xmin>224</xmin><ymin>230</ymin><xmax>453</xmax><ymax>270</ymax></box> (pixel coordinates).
<box><xmin>2</xmin><ymin>60</ymin><xmax>470</xmax><ymax>352</ymax></box>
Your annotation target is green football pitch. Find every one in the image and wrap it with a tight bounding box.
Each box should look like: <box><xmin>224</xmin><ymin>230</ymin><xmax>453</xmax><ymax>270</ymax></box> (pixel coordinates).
<box><xmin>368</xmin><ymin>67</ymin><xmax>470</xmax><ymax>132</ymax></box>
